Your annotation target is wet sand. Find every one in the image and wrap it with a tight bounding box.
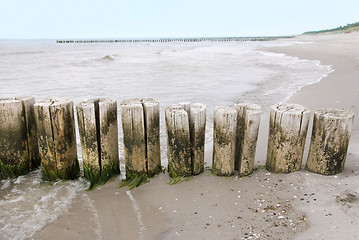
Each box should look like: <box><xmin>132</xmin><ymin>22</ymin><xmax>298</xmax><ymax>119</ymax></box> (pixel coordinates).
<box><xmin>31</xmin><ymin>32</ymin><xmax>359</xmax><ymax>240</ymax></box>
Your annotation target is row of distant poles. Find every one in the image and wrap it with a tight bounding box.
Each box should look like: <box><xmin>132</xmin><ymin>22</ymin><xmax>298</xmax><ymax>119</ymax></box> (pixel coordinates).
<box><xmin>55</xmin><ymin>36</ymin><xmax>290</xmax><ymax>44</ymax></box>
<box><xmin>0</xmin><ymin>97</ymin><xmax>354</xmax><ymax>189</ymax></box>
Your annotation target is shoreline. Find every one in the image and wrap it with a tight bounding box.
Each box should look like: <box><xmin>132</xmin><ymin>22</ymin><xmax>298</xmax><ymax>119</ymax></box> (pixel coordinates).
<box><xmin>30</xmin><ymin>33</ymin><xmax>359</xmax><ymax>240</ymax></box>
<box><xmin>267</xmin><ymin>32</ymin><xmax>359</xmax><ymax>239</ymax></box>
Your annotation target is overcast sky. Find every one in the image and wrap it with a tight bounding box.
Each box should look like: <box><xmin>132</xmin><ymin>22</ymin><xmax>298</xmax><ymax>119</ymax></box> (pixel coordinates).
<box><xmin>0</xmin><ymin>0</ymin><xmax>358</xmax><ymax>39</ymax></box>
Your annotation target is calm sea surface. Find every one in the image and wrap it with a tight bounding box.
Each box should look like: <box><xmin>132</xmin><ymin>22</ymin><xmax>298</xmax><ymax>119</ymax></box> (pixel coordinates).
<box><xmin>0</xmin><ymin>39</ymin><xmax>332</xmax><ymax>239</ymax></box>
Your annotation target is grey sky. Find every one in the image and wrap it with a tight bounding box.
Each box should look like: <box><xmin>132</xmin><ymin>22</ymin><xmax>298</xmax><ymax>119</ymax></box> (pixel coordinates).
<box><xmin>0</xmin><ymin>0</ymin><xmax>358</xmax><ymax>39</ymax></box>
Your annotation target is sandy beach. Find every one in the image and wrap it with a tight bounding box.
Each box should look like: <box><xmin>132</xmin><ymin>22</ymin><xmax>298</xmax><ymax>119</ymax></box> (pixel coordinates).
<box><xmin>30</xmin><ymin>32</ymin><xmax>359</xmax><ymax>240</ymax></box>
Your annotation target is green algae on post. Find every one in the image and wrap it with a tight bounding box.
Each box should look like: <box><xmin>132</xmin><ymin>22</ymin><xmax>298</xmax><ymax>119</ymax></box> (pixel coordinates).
<box><xmin>41</xmin><ymin>160</ymin><xmax>80</xmax><ymax>181</ymax></box>
<box><xmin>306</xmin><ymin>108</ymin><xmax>354</xmax><ymax>175</ymax></box>
<box><xmin>77</xmin><ymin>98</ymin><xmax>120</xmax><ymax>189</ymax></box>
<box><xmin>35</xmin><ymin>99</ymin><xmax>79</xmax><ymax>181</ymax></box>
<box><xmin>119</xmin><ymin>171</ymin><xmax>148</xmax><ymax>190</ymax></box>
<box><xmin>84</xmin><ymin>161</ymin><xmax>119</xmax><ymax>190</ymax></box>
<box><xmin>166</xmin><ymin>165</ymin><xmax>192</xmax><ymax>185</ymax></box>
<box><xmin>266</xmin><ymin>103</ymin><xmax>310</xmax><ymax>173</ymax></box>
<box><xmin>0</xmin><ymin>161</ymin><xmax>29</xmax><ymax>179</ymax></box>
<box><xmin>0</xmin><ymin>96</ymin><xmax>39</xmax><ymax>178</ymax></box>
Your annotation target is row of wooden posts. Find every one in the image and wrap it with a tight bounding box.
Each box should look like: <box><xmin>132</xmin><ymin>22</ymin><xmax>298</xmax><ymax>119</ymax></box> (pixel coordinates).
<box><xmin>0</xmin><ymin>97</ymin><xmax>355</xmax><ymax>187</ymax></box>
<box><xmin>55</xmin><ymin>36</ymin><xmax>284</xmax><ymax>44</ymax></box>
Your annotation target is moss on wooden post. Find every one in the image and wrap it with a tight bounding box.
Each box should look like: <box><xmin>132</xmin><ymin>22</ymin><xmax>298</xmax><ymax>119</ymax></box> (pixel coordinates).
<box><xmin>266</xmin><ymin>103</ymin><xmax>310</xmax><ymax>173</ymax></box>
<box><xmin>0</xmin><ymin>96</ymin><xmax>39</xmax><ymax>178</ymax></box>
<box><xmin>35</xmin><ymin>99</ymin><xmax>79</xmax><ymax>180</ymax></box>
<box><xmin>234</xmin><ymin>103</ymin><xmax>261</xmax><ymax>176</ymax></box>
<box><xmin>306</xmin><ymin>109</ymin><xmax>354</xmax><ymax>175</ymax></box>
<box><xmin>121</xmin><ymin>98</ymin><xmax>161</xmax><ymax>180</ymax></box>
<box><xmin>77</xmin><ymin>98</ymin><xmax>119</xmax><ymax>189</ymax></box>
<box><xmin>212</xmin><ymin>106</ymin><xmax>237</xmax><ymax>176</ymax></box>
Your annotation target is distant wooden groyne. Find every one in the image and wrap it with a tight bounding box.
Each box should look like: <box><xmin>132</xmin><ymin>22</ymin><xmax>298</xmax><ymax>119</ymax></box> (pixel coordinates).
<box><xmin>56</xmin><ymin>36</ymin><xmax>293</xmax><ymax>44</ymax></box>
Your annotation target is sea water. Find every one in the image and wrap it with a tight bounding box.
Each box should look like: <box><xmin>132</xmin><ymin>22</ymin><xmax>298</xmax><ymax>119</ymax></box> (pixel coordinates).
<box><xmin>0</xmin><ymin>39</ymin><xmax>332</xmax><ymax>239</ymax></box>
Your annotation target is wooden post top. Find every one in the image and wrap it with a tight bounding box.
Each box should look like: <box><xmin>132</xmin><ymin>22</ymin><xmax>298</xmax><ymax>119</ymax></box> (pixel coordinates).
<box><xmin>35</xmin><ymin>98</ymin><xmax>73</xmax><ymax>107</ymax></box>
<box><xmin>0</xmin><ymin>96</ymin><xmax>34</xmax><ymax>102</ymax></box>
<box><xmin>314</xmin><ymin>108</ymin><xmax>354</xmax><ymax>119</ymax></box>
<box><xmin>271</xmin><ymin>103</ymin><xmax>309</xmax><ymax>114</ymax></box>
<box><xmin>234</xmin><ymin>102</ymin><xmax>261</xmax><ymax>112</ymax></box>
<box><xmin>120</xmin><ymin>98</ymin><xmax>158</xmax><ymax>106</ymax></box>
<box><xmin>77</xmin><ymin>98</ymin><xmax>116</xmax><ymax>106</ymax></box>
<box><xmin>191</xmin><ymin>103</ymin><xmax>206</xmax><ymax>110</ymax></box>
<box><xmin>215</xmin><ymin>106</ymin><xmax>237</xmax><ymax>114</ymax></box>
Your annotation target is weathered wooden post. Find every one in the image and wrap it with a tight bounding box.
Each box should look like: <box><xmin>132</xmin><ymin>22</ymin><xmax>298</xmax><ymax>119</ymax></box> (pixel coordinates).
<box><xmin>20</xmin><ymin>96</ymin><xmax>40</xmax><ymax>169</ymax></box>
<box><xmin>77</xmin><ymin>98</ymin><xmax>119</xmax><ymax>188</ymax></box>
<box><xmin>234</xmin><ymin>103</ymin><xmax>261</xmax><ymax>176</ymax></box>
<box><xmin>266</xmin><ymin>103</ymin><xmax>310</xmax><ymax>173</ymax></box>
<box><xmin>189</xmin><ymin>103</ymin><xmax>206</xmax><ymax>175</ymax></box>
<box><xmin>179</xmin><ymin>102</ymin><xmax>191</xmax><ymax>113</ymax></box>
<box><xmin>121</xmin><ymin>98</ymin><xmax>161</xmax><ymax>179</ymax></box>
<box><xmin>212</xmin><ymin>106</ymin><xmax>237</xmax><ymax>176</ymax></box>
<box><xmin>306</xmin><ymin>109</ymin><xmax>354</xmax><ymax>175</ymax></box>
<box><xmin>165</xmin><ymin>105</ymin><xmax>192</xmax><ymax>177</ymax></box>
<box><xmin>35</xmin><ymin>99</ymin><xmax>79</xmax><ymax>180</ymax></box>
<box><xmin>121</xmin><ymin>99</ymin><xmax>146</xmax><ymax>177</ymax></box>
<box><xmin>165</xmin><ymin>103</ymin><xmax>207</xmax><ymax>177</ymax></box>
<box><xmin>0</xmin><ymin>96</ymin><xmax>39</xmax><ymax>178</ymax></box>
<box><xmin>142</xmin><ymin>98</ymin><xmax>161</xmax><ymax>177</ymax></box>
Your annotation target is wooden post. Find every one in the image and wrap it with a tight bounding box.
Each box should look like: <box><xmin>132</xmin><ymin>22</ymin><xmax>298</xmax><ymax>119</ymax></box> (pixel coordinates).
<box><xmin>306</xmin><ymin>108</ymin><xmax>354</xmax><ymax>175</ymax></box>
<box><xmin>98</xmin><ymin>99</ymin><xmax>120</xmax><ymax>177</ymax></box>
<box><xmin>166</xmin><ymin>102</ymin><xmax>207</xmax><ymax>177</ymax></box>
<box><xmin>189</xmin><ymin>103</ymin><xmax>206</xmax><ymax>175</ymax></box>
<box><xmin>121</xmin><ymin>99</ymin><xmax>146</xmax><ymax>177</ymax></box>
<box><xmin>77</xmin><ymin>98</ymin><xmax>119</xmax><ymax>188</ymax></box>
<box><xmin>234</xmin><ymin>103</ymin><xmax>261</xmax><ymax>176</ymax></box>
<box><xmin>142</xmin><ymin>98</ymin><xmax>161</xmax><ymax>177</ymax></box>
<box><xmin>179</xmin><ymin>102</ymin><xmax>191</xmax><ymax>113</ymax></box>
<box><xmin>19</xmin><ymin>96</ymin><xmax>40</xmax><ymax>169</ymax></box>
<box><xmin>77</xmin><ymin>99</ymin><xmax>99</xmax><ymax>178</ymax></box>
<box><xmin>0</xmin><ymin>98</ymin><xmax>30</xmax><ymax>177</ymax></box>
<box><xmin>121</xmin><ymin>98</ymin><xmax>161</xmax><ymax>179</ymax></box>
<box><xmin>35</xmin><ymin>99</ymin><xmax>79</xmax><ymax>180</ymax></box>
<box><xmin>266</xmin><ymin>103</ymin><xmax>310</xmax><ymax>173</ymax></box>
<box><xmin>212</xmin><ymin>106</ymin><xmax>237</xmax><ymax>176</ymax></box>
<box><xmin>165</xmin><ymin>105</ymin><xmax>192</xmax><ymax>177</ymax></box>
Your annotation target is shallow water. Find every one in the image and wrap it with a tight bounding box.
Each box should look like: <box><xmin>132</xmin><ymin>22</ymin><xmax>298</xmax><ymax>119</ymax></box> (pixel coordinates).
<box><xmin>0</xmin><ymin>39</ymin><xmax>332</xmax><ymax>239</ymax></box>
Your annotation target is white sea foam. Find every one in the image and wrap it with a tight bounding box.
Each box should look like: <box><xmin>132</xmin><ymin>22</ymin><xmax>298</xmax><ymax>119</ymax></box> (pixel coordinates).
<box><xmin>0</xmin><ymin>170</ymin><xmax>86</xmax><ymax>240</ymax></box>
<box><xmin>0</xmin><ymin>39</ymin><xmax>332</xmax><ymax>239</ymax></box>
<box><xmin>255</xmin><ymin>50</ymin><xmax>334</xmax><ymax>104</ymax></box>
<box><xmin>126</xmin><ymin>191</ymin><xmax>146</xmax><ymax>240</ymax></box>
<box><xmin>1</xmin><ymin>180</ymin><xmax>11</xmax><ymax>190</ymax></box>
<box><xmin>82</xmin><ymin>193</ymin><xmax>102</xmax><ymax>239</ymax></box>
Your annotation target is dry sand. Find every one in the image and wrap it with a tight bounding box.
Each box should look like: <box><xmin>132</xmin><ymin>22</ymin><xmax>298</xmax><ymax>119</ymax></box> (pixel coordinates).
<box><xmin>31</xmin><ymin>32</ymin><xmax>359</xmax><ymax>240</ymax></box>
